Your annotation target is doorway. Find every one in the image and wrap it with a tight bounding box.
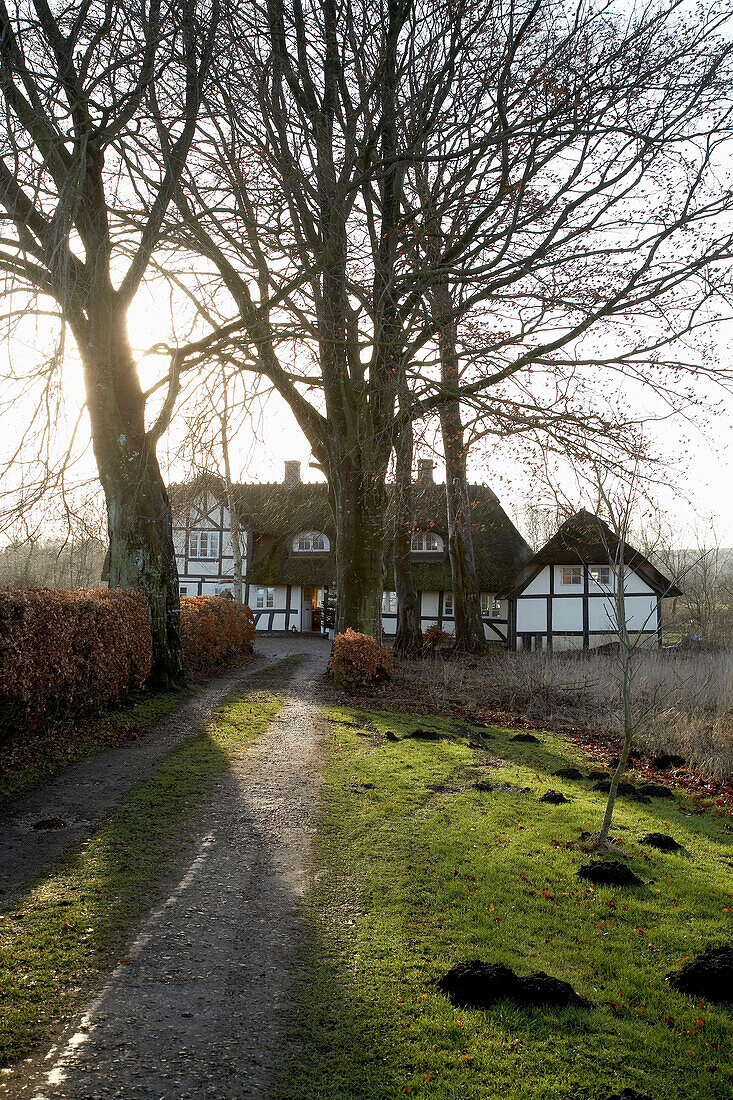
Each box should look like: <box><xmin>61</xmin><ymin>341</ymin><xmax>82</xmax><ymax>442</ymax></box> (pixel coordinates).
<box><xmin>301</xmin><ymin>586</ymin><xmax>323</xmax><ymax>632</ymax></box>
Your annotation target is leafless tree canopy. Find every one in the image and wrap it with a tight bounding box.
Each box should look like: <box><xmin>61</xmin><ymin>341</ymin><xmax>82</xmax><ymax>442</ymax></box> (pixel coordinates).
<box><xmin>1</xmin><ymin>0</ymin><xmax>732</xmax><ymax>646</ymax></box>
<box><xmin>156</xmin><ymin>0</ymin><xmax>733</xmax><ymax>634</ymax></box>
<box><xmin>0</xmin><ymin>0</ymin><xmax>219</xmax><ymax>684</ymax></box>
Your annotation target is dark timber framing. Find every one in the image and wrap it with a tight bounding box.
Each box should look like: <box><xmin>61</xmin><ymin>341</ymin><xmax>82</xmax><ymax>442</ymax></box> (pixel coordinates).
<box><xmin>510</xmin><ymin>562</ymin><xmax>663</xmax><ymax>652</ymax></box>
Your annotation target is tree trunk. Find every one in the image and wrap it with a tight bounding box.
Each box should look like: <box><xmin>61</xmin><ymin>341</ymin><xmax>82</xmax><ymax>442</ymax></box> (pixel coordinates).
<box><xmin>329</xmin><ymin>459</ymin><xmax>386</xmax><ymax>639</ymax></box>
<box><xmin>392</xmin><ymin>413</ymin><xmax>422</xmax><ymax>656</ymax></box>
<box><xmin>596</xmin><ymin>556</ymin><xmax>635</xmax><ymax>847</ymax></box>
<box><xmin>219</xmin><ymin>391</ymin><xmax>244</xmax><ymax>603</ymax></box>
<box><xmin>435</xmin><ymin>286</ymin><xmax>484</xmax><ymax>651</ymax></box>
<box><xmin>78</xmin><ymin>303</ymin><xmax>184</xmax><ymax>690</ymax></box>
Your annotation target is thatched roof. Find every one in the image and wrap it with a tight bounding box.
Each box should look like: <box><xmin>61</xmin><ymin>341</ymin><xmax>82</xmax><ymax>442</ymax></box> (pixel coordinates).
<box><xmin>524</xmin><ymin>509</ymin><xmax>682</xmax><ymax>597</ymax></box>
<box><xmin>169</xmin><ymin>475</ymin><xmax>532</xmax><ymax>592</ymax></box>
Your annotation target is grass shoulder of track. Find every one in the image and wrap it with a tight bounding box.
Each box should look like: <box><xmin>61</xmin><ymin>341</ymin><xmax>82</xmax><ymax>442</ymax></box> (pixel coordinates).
<box><xmin>0</xmin><ymin>660</ymin><xmax>296</xmax><ymax>1067</ymax></box>
<box><xmin>282</xmin><ymin>706</ymin><xmax>733</xmax><ymax>1100</ymax></box>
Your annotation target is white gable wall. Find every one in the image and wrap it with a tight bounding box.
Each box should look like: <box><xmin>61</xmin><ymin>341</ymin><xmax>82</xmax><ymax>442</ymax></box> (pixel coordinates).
<box><xmin>513</xmin><ymin>563</ymin><xmax>660</xmax><ymax>651</ymax></box>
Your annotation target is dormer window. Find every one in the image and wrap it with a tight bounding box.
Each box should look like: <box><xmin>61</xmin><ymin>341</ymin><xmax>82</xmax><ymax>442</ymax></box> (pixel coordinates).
<box><xmin>293</xmin><ymin>531</ymin><xmax>330</xmax><ymax>552</ymax></box>
<box><xmin>411</xmin><ymin>531</ymin><xmax>443</xmax><ymax>552</ymax></box>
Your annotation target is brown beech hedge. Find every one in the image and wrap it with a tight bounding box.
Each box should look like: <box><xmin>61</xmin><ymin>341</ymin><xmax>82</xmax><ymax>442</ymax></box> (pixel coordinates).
<box><xmin>180</xmin><ymin>595</ymin><xmax>255</xmax><ymax>679</ymax></box>
<box><xmin>0</xmin><ymin>589</ymin><xmax>255</xmax><ymax>732</ymax></box>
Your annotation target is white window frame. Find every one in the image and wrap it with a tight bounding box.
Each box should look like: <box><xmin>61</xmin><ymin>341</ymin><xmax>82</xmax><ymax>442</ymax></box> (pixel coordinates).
<box><xmin>188</xmin><ymin>530</ymin><xmax>220</xmax><ymax>560</ymax></box>
<box><xmin>179</xmin><ymin>585</ymin><xmax>189</xmax><ymax>597</ymax></box>
<box><xmin>255</xmin><ymin>586</ymin><xmax>275</xmax><ymax>609</ymax></box>
<box><xmin>443</xmin><ymin>591</ymin><xmax>454</xmax><ymax>615</ymax></box>
<box><xmin>481</xmin><ymin>593</ymin><xmax>501</xmax><ymax>618</ymax></box>
<box><xmin>382</xmin><ymin>590</ymin><xmax>397</xmax><ymax>614</ymax></box>
<box><xmin>562</xmin><ymin>566</ymin><xmax>582</xmax><ymax>586</ymax></box>
<box><xmin>293</xmin><ymin>531</ymin><xmax>329</xmax><ymax>552</ymax></box>
<box><xmin>411</xmin><ymin>531</ymin><xmax>442</xmax><ymax>552</ymax></box>
<box><xmin>590</xmin><ymin>565</ymin><xmax>612</xmax><ymax>588</ymax></box>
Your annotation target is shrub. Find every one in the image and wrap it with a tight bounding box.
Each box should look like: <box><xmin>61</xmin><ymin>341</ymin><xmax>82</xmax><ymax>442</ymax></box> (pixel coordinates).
<box><xmin>0</xmin><ymin>589</ymin><xmax>257</xmax><ymax>735</ymax></box>
<box><xmin>423</xmin><ymin>624</ymin><xmax>452</xmax><ymax>651</ymax></box>
<box><xmin>0</xmin><ymin>587</ymin><xmax>151</xmax><ymax>735</ymax></box>
<box><xmin>180</xmin><ymin>596</ymin><xmax>255</xmax><ymax>678</ymax></box>
<box><xmin>328</xmin><ymin>628</ymin><xmax>393</xmax><ymax>691</ymax></box>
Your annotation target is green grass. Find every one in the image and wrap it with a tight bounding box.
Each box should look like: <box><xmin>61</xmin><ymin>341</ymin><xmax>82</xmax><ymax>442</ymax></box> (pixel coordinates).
<box><xmin>0</xmin><ymin>683</ymin><xmax>201</xmax><ymax>809</ymax></box>
<box><xmin>0</xmin><ymin>670</ymin><xmax>289</xmax><ymax>1068</ymax></box>
<box><xmin>282</xmin><ymin>708</ymin><xmax>733</xmax><ymax>1100</ymax></box>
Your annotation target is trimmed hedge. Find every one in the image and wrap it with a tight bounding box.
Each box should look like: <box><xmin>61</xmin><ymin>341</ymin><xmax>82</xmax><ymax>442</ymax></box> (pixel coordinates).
<box><xmin>180</xmin><ymin>595</ymin><xmax>255</xmax><ymax>678</ymax></box>
<box><xmin>0</xmin><ymin>587</ymin><xmax>151</xmax><ymax>733</ymax></box>
<box><xmin>328</xmin><ymin>628</ymin><xmax>393</xmax><ymax>691</ymax></box>
<box><xmin>0</xmin><ymin>589</ymin><xmax>256</xmax><ymax>732</ymax></box>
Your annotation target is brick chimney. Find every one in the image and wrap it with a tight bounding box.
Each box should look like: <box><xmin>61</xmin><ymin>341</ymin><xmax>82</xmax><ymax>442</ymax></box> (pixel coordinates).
<box><xmin>283</xmin><ymin>460</ymin><xmax>301</xmax><ymax>488</ymax></box>
<box><xmin>416</xmin><ymin>459</ymin><xmax>434</xmax><ymax>485</ymax></box>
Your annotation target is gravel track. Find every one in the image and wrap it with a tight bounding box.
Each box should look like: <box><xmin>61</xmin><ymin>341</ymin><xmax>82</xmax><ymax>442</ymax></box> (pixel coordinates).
<box><xmin>0</xmin><ymin>637</ymin><xmax>311</xmax><ymax>904</ymax></box>
<box><xmin>4</xmin><ymin>637</ymin><xmax>330</xmax><ymax>1100</ymax></box>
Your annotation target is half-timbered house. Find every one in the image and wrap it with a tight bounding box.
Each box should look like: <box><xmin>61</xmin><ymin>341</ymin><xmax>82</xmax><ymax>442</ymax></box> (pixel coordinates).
<box><xmin>170</xmin><ymin>467</ymin><xmax>679</xmax><ymax>649</ymax></box>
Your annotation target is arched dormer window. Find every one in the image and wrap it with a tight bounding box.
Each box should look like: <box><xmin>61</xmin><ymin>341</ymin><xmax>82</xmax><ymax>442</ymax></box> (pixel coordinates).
<box><xmin>293</xmin><ymin>531</ymin><xmax>330</xmax><ymax>552</ymax></box>
<box><xmin>411</xmin><ymin>531</ymin><xmax>443</xmax><ymax>553</ymax></box>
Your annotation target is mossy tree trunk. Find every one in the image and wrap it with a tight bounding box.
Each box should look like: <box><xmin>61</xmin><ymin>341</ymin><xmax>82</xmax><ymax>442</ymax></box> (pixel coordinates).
<box><xmin>328</xmin><ymin>458</ymin><xmax>387</xmax><ymax>639</ymax></box>
<box><xmin>434</xmin><ymin>284</ymin><xmax>484</xmax><ymax>651</ymax></box>
<box><xmin>75</xmin><ymin>299</ymin><xmax>184</xmax><ymax>690</ymax></box>
<box><xmin>393</xmin><ymin>411</ymin><xmax>422</xmax><ymax>656</ymax></box>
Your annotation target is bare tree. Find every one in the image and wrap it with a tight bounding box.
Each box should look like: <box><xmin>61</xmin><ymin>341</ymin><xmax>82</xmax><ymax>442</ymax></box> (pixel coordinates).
<box><xmin>0</xmin><ymin>0</ymin><xmax>219</xmax><ymax>686</ymax></box>
<box><xmin>392</xmin><ymin>395</ymin><xmax>422</xmax><ymax>655</ymax></box>
<box><xmin>153</xmin><ymin>0</ymin><xmax>733</xmax><ymax>641</ymax></box>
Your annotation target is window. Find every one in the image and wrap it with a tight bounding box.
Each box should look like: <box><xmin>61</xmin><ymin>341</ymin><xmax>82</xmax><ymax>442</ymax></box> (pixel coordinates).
<box><xmin>444</xmin><ymin>591</ymin><xmax>454</xmax><ymax>615</ymax></box>
<box><xmin>411</xmin><ymin>531</ymin><xmax>442</xmax><ymax>552</ymax></box>
<box><xmin>255</xmin><ymin>587</ymin><xmax>275</xmax><ymax>609</ymax></box>
<box><xmin>481</xmin><ymin>594</ymin><xmax>501</xmax><ymax>617</ymax></box>
<box><xmin>188</xmin><ymin>530</ymin><xmax>220</xmax><ymax>559</ymax></box>
<box><xmin>179</xmin><ymin>586</ymin><xmax>188</xmax><ymax>596</ymax></box>
<box><xmin>293</xmin><ymin>531</ymin><xmax>329</xmax><ymax>552</ymax></box>
<box><xmin>562</xmin><ymin>566</ymin><xmax>582</xmax><ymax>586</ymax></box>
<box><xmin>382</xmin><ymin>591</ymin><xmax>397</xmax><ymax>614</ymax></box>
<box><xmin>590</xmin><ymin>566</ymin><xmax>611</xmax><ymax>587</ymax></box>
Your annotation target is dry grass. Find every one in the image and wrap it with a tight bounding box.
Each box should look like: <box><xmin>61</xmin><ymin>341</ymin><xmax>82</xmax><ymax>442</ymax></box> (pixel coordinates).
<box><xmin>393</xmin><ymin>647</ymin><xmax>733</xmax><ymax>780</ymax></box>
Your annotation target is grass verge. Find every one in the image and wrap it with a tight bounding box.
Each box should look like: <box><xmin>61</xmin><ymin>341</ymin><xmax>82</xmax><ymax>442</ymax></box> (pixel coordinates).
<box><xmin>0</xmin><ymin>660</ymin><xmax>295</xmax><ymax>1067</ymax></box>
<box><xmin>281</xmin><ymin>707</ymin><xmax>733</xmax><ymax>1100</ymax></box>
<box><xmin>0</xmin><ymin>683</ymin><xmax>202</xmax><ymax>809</ymax></box>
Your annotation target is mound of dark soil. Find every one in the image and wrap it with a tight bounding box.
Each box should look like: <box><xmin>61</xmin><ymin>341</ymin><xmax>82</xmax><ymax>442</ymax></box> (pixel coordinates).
<box><xmin>474</xmin><ymin>781</ymin><xmax>531</xmax><ymax>794</ymax></box>
<box><xmin>554</xmin><ymin>767</ymin><xmax>584</xmax><ymax>780</ymax></box>
<box><xmin>511</xmin><ymin>733</ymin><xmax>542</xmax><ymax>743</ymax></box>
<box><xmin>539</xmin><ymin>790</ymin><xmax>570</xmax><ymax>804</ymax></box>
<box><xmin>407</xmin><ymin>727</ymin><xmax>442</xmax><ymax>740</ymax></box>
<box><xmin>514</xmin><ymin>970</ymin><xmax>591</xmax><ymax>1009</ymax></box>
<box><xmin>428</xmin><ymin>783</ymin><xmax>464</xmax><ymax>794</ymax></box>
<box><xmin>651</xmin><ymin>752</ymin><xmax>686</xmax><ymax>769</ymax></box>
<box><xmin>603</xmin><ymin>1090</ymin><xmax>652</xmax><ymax>1100</ymax></box>
<box><xmin>32</xmin><ymin>817</ymin><xmax>65</xmax><ymax>830</ymax></box>
<box><xmin>638</xmin><ymin>782</ymin><xmax>673</xmax><ymax>798</ymax></box>
<box><xmin>666</xmin><ymin>945</ymin><xmax>733</xmax><ymax>1002</ymax></box>
<box><xmin>586</xmin><ymin>769</ymin><xmax>610</xmax><ymax>781</ymax></box>
<box><xmin>591</xmin><ymin>780</ymin><xmax>650</xmax><ymax>804</ymax></box>
<box><xmin>639</xmin><ymin>832</ymin><xmax>682</xmax><ymax>852</ymax></box>
<box><xmin>384</xmin><ymin>730</ymin><xmax>399</xmax><ymax>742</ymax></box>
<box><xmin>435</xmin><ymin>959</ymin><xmax>590</xmax><ymax>1010</ymax></box>
<box><xmin>578</xmin><ymin>860</ymin><xmax>643</xmax><ymax>887</ymax></box>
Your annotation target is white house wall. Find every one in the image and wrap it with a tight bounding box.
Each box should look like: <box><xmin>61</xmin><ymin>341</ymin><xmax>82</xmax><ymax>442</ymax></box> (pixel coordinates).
<box><xmin>513</xmin><ymin>563</ymin><xmax>661</xmax><ymax>651</ymax></box>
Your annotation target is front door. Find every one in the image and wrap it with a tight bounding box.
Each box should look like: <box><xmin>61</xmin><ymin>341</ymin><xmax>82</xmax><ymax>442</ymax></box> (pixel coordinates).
<box><xmin>302</xmin><ymin>587</ymin><xmax>322</xmax><ymax>632</ymax></box>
